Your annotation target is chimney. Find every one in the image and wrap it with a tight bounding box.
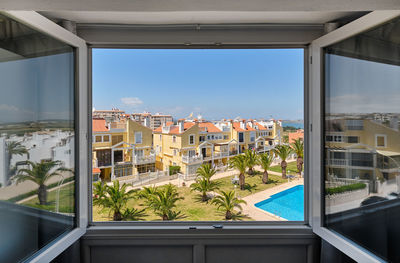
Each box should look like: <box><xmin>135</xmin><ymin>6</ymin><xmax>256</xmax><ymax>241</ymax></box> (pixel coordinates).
<box><xmin>178</xmin><ymin>121</ymin><xmax>184</xmax><ymax>133</ymax></box>
<box><xmin>240</xmin><ymin>120</ymin><xmax>245</xmax><ymax>130</ymax></box>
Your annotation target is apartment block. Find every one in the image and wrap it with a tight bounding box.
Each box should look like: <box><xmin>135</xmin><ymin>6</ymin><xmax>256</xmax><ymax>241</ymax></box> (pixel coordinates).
<box><xmin>92</xmin><ymin>118</ymin><xmax>155</xmax><ymax>181</ymax></box>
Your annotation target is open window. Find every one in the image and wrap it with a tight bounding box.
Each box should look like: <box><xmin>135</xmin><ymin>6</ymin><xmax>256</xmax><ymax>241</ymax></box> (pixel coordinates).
<box><xmin>90</xmin><ymin>47</ymin><xmax>306</xmax><ymax>223</ymax></box>
<box><xmin>0</xmin><ymin>11</ymin><xmax>88</xmax><ymax>262</ymax></box>
<box><xmin>310</xmin><ymin>10</ymin><xmax>400</xmax><ymax>263</ymax></box>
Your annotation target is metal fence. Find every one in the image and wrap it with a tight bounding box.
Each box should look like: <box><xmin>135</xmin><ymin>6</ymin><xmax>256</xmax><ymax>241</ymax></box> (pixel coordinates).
<box><xmin>116</xmin><ymin>170</ymin><xmax>175</xmax><ymax>187</ymax></box>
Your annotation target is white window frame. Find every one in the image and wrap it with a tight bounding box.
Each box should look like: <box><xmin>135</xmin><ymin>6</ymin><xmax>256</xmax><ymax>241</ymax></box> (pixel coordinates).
<box><xmin>375</xmin><ymin>134</ymin><xmax>387</xmax><ymax>148</ymax></box>
<box><xmin>1</xmin><ymin>11</ymin><xmax>89</xmax><ymax>263</ymax></box>
<box><xmin>189</xmin><ymin>134</ymin><xmax>195</xmax><ymax>145</ymax></box>
<box><xmin>135</xmin><ymin>131</ymin><xmax>142</xmax><ymax>144</ymax></box>
<box><xmin>310</xmin><ymin>10</ymin><xmax>400</xmax><ymax>263</ymax></box>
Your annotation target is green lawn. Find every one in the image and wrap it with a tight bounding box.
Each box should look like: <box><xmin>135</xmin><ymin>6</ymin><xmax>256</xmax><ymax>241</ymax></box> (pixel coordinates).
<box><xmin>93</xmin><ymin>170</ymin><xmax>288</xmax><ymax>222</ymax></box>
<box><xmin>213</xmin><ymin>172</ymin><xmax>287</xmax><ymax>198</ymax></box>
<box><xmin>268</xmin><ymin>161</ymin><xmax>302</xmax><ymax>175</ymax></box>
<box><xmin>22</xmin><ymin>183</ymin><xmax>75</xmax><ymax>213</ymax></box>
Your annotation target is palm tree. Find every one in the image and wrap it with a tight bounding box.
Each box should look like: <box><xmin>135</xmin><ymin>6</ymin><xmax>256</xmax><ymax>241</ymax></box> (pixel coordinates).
<box><xmin>244</xmin><ymin>149</ymin><xmax>258</xmax><ymax>175</ymax></box>
<box><xmin>258</xmin><ymin>152</ymin><xmax>274</xmax><ymax>184</ymax></box>
<box><xmin>146</xmin><ymin>184</ymin><xmax>184</xmax><ymax>221</ymax></box>
<box><xmin>13</xmin><ymin>160</ymin><xmax>70</xmax><ymax>205</ymax></box>
<box><xmin>273</xmin><ymin>145</ymin><xmax>293</xmax><ymax>179</ymax></box>
<box><xmin>6</xmin><ymin>141</ymin><xmax>28</xmax><ymax>184</ymax></box>
<box><xmin>229</xmin><ymin>155</ymin><xmax>247</xmax><ymax>190</ymax></box>
<box><xmin>190</xmin><ymin>164</ymin><xmax>220</xmax><ymax>201</ymax></box>
<box><xmin>291</xmin><ymin>138</ymin><xmax>304</xmax><ymax>176</ymax></box>
<box><xmin>211</xmin><ymin>190</ymin><xmax>247</xmax><ymax>220</ymax></box>
<box><xmin>93</xmin><ymin>180</ymin><xmax>145</xmax><ymax>221</ymax></box>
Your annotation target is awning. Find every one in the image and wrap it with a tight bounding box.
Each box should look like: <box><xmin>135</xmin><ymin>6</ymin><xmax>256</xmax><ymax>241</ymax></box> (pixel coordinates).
<box><xmin>93</xmin><ymin>168</ymin><xmax>101</xmax><ymax>174</ymax></box>
<box><xmin>376</xmin><ymin>150</ymin><xmax>400</xmax><ymax>157</ymax></box>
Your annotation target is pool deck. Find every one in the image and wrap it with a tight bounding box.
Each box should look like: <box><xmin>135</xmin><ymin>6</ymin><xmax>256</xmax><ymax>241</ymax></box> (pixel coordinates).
<box><xmin>241</xmin><ymin>178</ymin><xmax>304</xmax><ymax>221</ymax></box>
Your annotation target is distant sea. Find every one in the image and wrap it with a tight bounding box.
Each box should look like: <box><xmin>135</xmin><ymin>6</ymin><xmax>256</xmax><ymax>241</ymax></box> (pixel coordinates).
<box><xmin>282</xmin><ymin>122</ymin><xmax>304</xmax><ymax>129</ymax></box>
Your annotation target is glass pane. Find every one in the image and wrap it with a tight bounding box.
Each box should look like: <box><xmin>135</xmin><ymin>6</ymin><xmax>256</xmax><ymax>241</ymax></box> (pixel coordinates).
<box><xmin>92</xmin><ymin>49</ymin><xmax>304</xmax><ymax>222</ymax></box>
<box><xmin>0</xmin><ymin>14</ymin><xmax>75</xmax><ymax>262</ymax></box>
<box><xmin>324</xmin><ymin>17</ymin><xmax>400</xmax><ymax>262</ymax></box>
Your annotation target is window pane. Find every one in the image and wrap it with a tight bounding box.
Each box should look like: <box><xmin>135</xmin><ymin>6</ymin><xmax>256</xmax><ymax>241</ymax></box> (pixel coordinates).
<box><xmin>0</xmin><ymin>14</ymin><xmax>76</xmax><ymax>262</ymax></box>
<box><xmin>92</xmin><ymin>49</ymin><xmax>304</xmax><ymax>222</ymax></box>
<box><xmin>324</xmin><ymin>17</ymin><xmax>400</xmax><ymax>262</ymax></box>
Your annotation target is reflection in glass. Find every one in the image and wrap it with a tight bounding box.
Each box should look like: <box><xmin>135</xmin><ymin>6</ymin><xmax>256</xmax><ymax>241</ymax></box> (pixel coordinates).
<box><xmin>0</xmin><ymin>14</ymin><xmax>75</xmax><ymax>262</ymax></box>
<box><xmin>324</xmin><ymin>17</ymin><xmax>400</xmax><ymax>262</ymax></box>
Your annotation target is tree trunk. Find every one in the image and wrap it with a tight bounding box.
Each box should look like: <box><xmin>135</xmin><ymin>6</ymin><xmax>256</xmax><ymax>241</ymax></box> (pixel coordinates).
<box><xmin>297</xmin><ymin>157</ymin><xmax>304</xmax><ymax>176</ymax></box>
<box><xmin>225</xmin><ymin>210</ymin><xmax>232</xmax><ymax>220</ymax></box>
<box><xmin>262</xmin><ymin>171</ymin><xmax>269</xmax><ymax>184</ymax></box>
<box><xmin>281</xmin><ymin>161</ymin><xmax>287</xmax><ymax>179</ymax></box>
<box><xmin>38</xmin><ymin>184</ymin><xmax>47</xmax><ymax>205</ymax></box>
<box><xmin>113</xmin><ymin>211</ymin><xmax>122</xmax><ymax>221</ymax></box>
<box><xmin>162</xmin><ymin>214</ymin><xmax>168</xmax><ymax>221</ymax></box>
<box><xmin>239</xmin><ymin>173</ymin><xmax>245</xmax><ymax>190</ymax></box>
<box><xmin>202</xmin><ymin>192</ymin><xmax>207</xmax><ymax>202</ymax></box>
<box><xmin>248</xmin><ymin>167</ymin><xmax>253</xmax><ymax>176</ymax></box>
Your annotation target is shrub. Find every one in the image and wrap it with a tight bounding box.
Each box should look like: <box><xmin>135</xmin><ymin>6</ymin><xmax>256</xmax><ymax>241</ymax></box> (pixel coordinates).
<box><xmin>326</xmin><ymin>183</ymin><xmax>366</xmax><ymax>195</ymax></box>
<box><xmin>169</xmin><ymin>166</ymin><xmax>181</xmax><ymax>175</ymax></box>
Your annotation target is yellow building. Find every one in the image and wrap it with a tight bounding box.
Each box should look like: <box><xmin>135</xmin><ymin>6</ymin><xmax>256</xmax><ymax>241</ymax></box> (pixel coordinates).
<box><xmin>325</xmin><ymin>117</ymin><xmax>400</xmax><ymax>192</ymax></box>
<box><xmin>153</xmin><ymin>119</ymin><xmax>283</xmax><ymax>176</ymax></box>
<box><xmin>92</xmin><ymin>118</ymin><xmax>155</xmax><ymax>181</ymax></box>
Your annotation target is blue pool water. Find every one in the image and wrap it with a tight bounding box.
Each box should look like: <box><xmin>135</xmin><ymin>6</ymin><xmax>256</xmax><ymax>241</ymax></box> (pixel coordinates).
<box><xmin>254</xmin><ymin>185</ymin><xmax>304</xmax><ymax>221</ymax></box>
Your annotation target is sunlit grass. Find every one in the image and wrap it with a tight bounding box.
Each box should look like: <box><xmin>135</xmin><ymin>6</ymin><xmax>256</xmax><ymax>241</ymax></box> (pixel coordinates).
<box><xmin>268</xmin><ymin>161</ymin><xmax>302</xmax><ymax>175</ymax></box>
<box><xmin>22</xmin><ymin>183</ymin><xmax>75</xmax><ymax>213</ymax></box>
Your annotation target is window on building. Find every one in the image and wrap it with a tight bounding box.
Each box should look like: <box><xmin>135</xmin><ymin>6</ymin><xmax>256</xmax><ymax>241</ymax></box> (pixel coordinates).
<box><xmin>135</xmin><ymin>132</ymin><xmax>142</xmax><ymax>144</ymax></box>
<box><xmin>103</xmin><ymin>135</ymin><xmax>110</xmax><ymax>142</ymax></box>
<box><xmin>347</xmin><ymin>136</ymin><xmax>359</xmax><ymax>143</ymax></box>
<box><xmin>95</xmin><ymin>136</ymin><xmax>102</xmax><ymax>142</ymax></box>
<box><xmin>238</xmin><ymin>132</ymin><xmax>244</xmax><ymax>143</ymax></box>
<box><xmin>92</xmin><ymin>48</ymin><xmax>304</xmax><ymax>223</ymax></box>
<box><xmin>189</xmin><ymin>135</ymin><xmax>195</xmax><ymax>145</ymax></box>
<box><xmin>250</xmin><ymin>131</ymin><xmax>256</xmax><ymax>142</ymax></box>
<box><xmin>376</xmin><ymin>135</ymin><xmax>386</xmax><ymax>147</ymax></box>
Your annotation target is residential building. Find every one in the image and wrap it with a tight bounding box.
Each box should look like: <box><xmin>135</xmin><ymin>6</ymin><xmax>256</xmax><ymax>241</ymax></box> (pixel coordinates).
<box><xmin>131</xmin><ymin>112</ymin><xmax>173</xmax><ymax>129</ymax></box>
<box><xmin>288</xmin><ymin>129</ymin><xmax>304</xmax><ymax>143</ymax></box>
<box><xmin>153</xmin><ymin>118</ymin><xmax>283</xmax><ymax>176</ymax></box>
<box><xmin>92</xmin><ymin>118</ymin><xmax>155</xmax><ymax>181</ymax></box>
<box><xmin>325</xmin><ymin>116</ymin><xmax>400</xmax><ymax>192</ymax></box>
<box><xmin>93</xmin><ymin>108</ymin><xmax>125</xmax><ymax>123</ymax></box>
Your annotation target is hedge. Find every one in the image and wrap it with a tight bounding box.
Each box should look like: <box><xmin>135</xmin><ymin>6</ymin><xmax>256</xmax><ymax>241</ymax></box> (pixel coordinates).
<box><xmin>326</xmin><ymin>182</ymin><xmax>366</xmax><ymax>195</ymax></box>
<box><xmin>169</xmin><ymin>166</ymin><xmax>181</xmax><ymax>176</ymax></box>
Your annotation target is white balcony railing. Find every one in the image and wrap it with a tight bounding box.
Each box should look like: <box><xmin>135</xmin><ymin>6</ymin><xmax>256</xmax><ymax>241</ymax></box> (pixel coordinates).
<box><xmin>182</xmin><ymin>155</ymin><xmax>203</xmax><ymax>164</ymax></box>
<box><xmin>133</xmin><ymin>153</ymin><xmax>156</xmax><ymax>165</ymax></box>
<box><xmin>327</xmin><ymin>159</ymin><xmax>348</xmax><ymax>166</ymax></box>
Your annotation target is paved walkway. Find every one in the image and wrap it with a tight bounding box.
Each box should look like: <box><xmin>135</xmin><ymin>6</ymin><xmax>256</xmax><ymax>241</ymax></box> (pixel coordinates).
<box><xmin>241</xmin><ymin>178</ymin><xmax>304</xmax><ymax>221</ymax></box>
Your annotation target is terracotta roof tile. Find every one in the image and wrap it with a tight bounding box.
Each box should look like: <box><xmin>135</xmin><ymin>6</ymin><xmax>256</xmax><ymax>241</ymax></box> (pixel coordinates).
<box><xmin>93</xmin><ymin>119</ymin><xmax>109</xmax><ymax>132</ymax></box>
<box><xmin>198</xmin><ymin>122</ymin><xmax>221</xmax><ymax>133</ymax></box>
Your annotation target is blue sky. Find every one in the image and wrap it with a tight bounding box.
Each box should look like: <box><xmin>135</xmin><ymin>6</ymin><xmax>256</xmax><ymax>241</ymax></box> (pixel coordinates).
<box><xmin>0</xmin><ymin>52</ymin><xmax>74</xmax><ymax>123</ymax></box>
<box><xmin>93</xmin><ymin>49</ymin><xmax>304</xmax><ymax>120</ymax></box>
<box><xmin>326</xmin><ymin>54</ymin><xmax>400</xmax><ymax>114</ymax></box>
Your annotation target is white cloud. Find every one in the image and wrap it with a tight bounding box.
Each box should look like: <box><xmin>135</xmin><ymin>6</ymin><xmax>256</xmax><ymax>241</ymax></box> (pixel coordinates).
<box><xmin>121</xmin><ymin>97</ymin><xmax>143</xmax><ymax>107</ymax></box>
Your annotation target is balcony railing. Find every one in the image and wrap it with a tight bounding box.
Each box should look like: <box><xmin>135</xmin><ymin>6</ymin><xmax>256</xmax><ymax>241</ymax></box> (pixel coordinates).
<box><xmin>327</xmin><ymin>159</ymin><xmax>348</xmax><ymax>166</ymax></box>
<box><xmin>182</xmin><ymin>155</ymin><xmax>203</xmax><ymax>164</ymax></box>
<box><xmin>132</xmin><ymin>154</ymin><xmax>156</xmax><ymax>165</ymax></box>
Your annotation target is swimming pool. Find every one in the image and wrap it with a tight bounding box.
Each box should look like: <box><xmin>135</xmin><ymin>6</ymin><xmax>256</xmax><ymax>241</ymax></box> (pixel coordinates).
<box><xmin>254</xmin><ymin>185</ymin><xmax>304</xmax><ymax>221</ymax></box>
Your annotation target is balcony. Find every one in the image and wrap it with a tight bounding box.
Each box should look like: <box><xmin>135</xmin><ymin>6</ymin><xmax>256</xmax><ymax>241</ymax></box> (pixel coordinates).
<box><xmin>182</xmin><ymin>155</ymin><xmax>203</xmax><ymax>164</ymax></box>
<box><xmin>132</xmin><ymin>153</ymin><xmax>156</xmax><ymax>165</ymax></box>
<box><xmin>327</xmin><ymin>159</ymin><xmax>348</xmax><ymax>166</ymax></box>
